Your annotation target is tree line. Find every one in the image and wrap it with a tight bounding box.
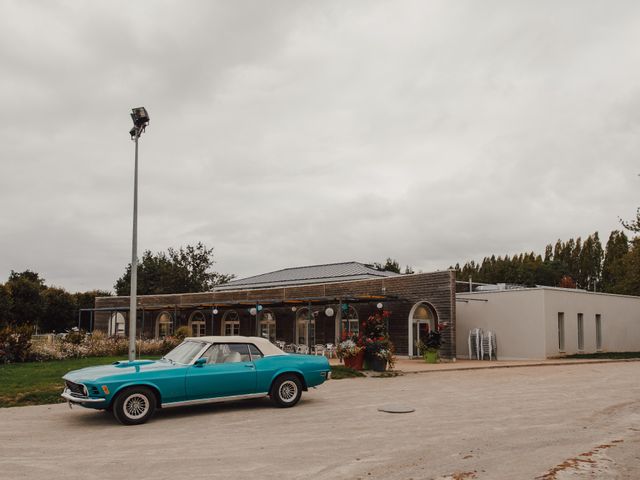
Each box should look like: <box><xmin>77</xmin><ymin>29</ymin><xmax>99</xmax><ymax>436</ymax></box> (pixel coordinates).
<box><xmin>0</xmin><ymin>242</ymin><xmax>233</xmax><ymax>332</ymax></box>
<box><xmin>0</xmin><ymin>270</ymin><xmax>110</xmax><ymax>332</ymax></box>
<box><xmin>454</xmin><ymin>229</ymin><xmax>640</xmax><ymax>295</ymax></box>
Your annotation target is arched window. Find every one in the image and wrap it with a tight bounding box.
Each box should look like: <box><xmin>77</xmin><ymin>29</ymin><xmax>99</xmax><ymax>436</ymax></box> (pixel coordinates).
<box><xmin>296</xmin><ymin>308</ymin><xmax>316</xmax><ymax>346</ymax></box>
<box><xmin>109</xmin><ymin>312</ymin><xmax>126</xmax><ymax>337</ymax></box>
<box><xmin>340</xmin><ymin>306</ymin><xmax>359</xmax><ymax>335</ymax></box>
<box><xmin>409</xmin><ymin>302</ymin><xmax>438</xmax><ymax>357</ymax></box>
<box><xmin>259</xmin><ymin>309</ymin><xmax>276</xmax><ymax>343</ymax></box>
<box><xmin>155</xmin><ymin>311</ymin><xmax>174</xmax><ymax>339</ymax></box>
<box><xmin>188</xmin><ymin>311</ymin><xmax>207</xmax><ymax>337</ymax></box>
<box><xmin>222</xmin><ymin>310</ymin><xmax>240</xmax><ymax>336</ymax></box>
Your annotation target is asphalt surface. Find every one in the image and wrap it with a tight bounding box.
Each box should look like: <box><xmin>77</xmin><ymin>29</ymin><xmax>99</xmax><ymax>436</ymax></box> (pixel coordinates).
<box><xmin>1</xmin><ymin>362</ymin><xmax>639</xmax><ymax>480</ymax></box>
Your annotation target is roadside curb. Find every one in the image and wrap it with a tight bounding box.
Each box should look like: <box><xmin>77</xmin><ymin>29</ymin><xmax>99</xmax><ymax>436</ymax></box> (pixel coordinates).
<box><xmin>393</xmin><ymin>358</ymin><xmax>640</xmax><ymax>375</ymax></box>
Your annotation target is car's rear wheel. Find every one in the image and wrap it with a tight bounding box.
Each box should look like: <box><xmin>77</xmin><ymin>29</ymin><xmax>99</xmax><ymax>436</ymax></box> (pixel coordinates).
<box><xmin>112</xmin><ymin>387</ymin><xmax>156</xmax><ymax>425</ymax></box>
<box><xmin>271</xmin><ymin>374</ymin><xmax>302</xmax><ymax>408</ymax></box>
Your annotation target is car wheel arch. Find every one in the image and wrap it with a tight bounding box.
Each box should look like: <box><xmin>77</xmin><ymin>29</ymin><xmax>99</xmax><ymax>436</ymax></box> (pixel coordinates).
<box><xmin>270</xmin><ymin>371</ymin><xmax>307</xmax><ymax>392</ymax></box>
<box><xmin>109</xmin><ymin>382</ymin><xmax>162</xmax><ymax>408</ymax></box>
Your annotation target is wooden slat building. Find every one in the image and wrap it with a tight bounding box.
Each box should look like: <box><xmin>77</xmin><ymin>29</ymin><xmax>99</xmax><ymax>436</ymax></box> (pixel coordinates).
<box><xmin>90</xmin><ymin>262</ymin><xmax>456</xmax><ymax>358</ymax></box>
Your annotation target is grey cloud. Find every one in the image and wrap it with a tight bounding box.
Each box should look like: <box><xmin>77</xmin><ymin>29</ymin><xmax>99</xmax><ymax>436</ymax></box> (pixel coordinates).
<box><xmin>1</xmin><ymin>1</ymin><xmax>639</xmax><ymax>291</ymax></box>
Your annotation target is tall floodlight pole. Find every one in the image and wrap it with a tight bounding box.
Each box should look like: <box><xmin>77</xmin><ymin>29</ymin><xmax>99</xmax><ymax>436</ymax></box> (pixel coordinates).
<box><xmin>128</xmin><ymin>107</ymin><xmax>150</xmax><ymax>361</ymax></box>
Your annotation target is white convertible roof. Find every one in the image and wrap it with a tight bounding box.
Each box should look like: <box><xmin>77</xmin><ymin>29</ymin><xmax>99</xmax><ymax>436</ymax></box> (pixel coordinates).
<box><xmin>184</xmin><ymin>336</ymin><xmax>285</xmax><ymax>356</ymax></box>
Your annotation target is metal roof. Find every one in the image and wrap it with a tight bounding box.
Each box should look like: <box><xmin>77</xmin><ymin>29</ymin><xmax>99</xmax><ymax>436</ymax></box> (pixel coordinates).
<box><xmin>214</xmin><ymin>261</ymin><xmax>399</xmax><ymax>291</ymax></box>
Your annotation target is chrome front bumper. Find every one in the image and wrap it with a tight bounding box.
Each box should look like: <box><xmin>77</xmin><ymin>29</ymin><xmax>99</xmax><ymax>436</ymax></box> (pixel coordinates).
<box><xmin>61</xmin><ymin>389</ymin><xmax>106</xmax><ymax>404</ymax></box>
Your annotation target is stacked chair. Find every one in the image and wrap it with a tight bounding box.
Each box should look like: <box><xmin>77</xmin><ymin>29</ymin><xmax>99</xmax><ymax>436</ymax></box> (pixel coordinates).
<box><xmin>468</xmin><ymin>328</ymin><xmax>482</xmax><ymax>360</ymax></box>
<box><xmin>468</xmin><ymin>328</ymin><xmax>497</xmax><ymax>360</ymax></box>
<box><xmin>480</xmin><ymin>330</ymin><xmax>497</xmax><ymax>360</ymax></box>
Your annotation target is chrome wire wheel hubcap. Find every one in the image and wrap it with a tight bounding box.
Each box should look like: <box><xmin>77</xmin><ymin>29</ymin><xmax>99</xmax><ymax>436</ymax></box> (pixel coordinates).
<box><xmin>279</xmin><ymin>380</ymin><xmax>297</xmax><ymax>402</ymax></box>
<box><xmin>123</xmin><ymin>393</ymin><xmax>149</xmax><ymax>420</ymax></box>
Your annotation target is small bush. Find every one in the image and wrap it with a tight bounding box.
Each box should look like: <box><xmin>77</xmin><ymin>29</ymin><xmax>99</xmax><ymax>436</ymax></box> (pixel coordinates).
<box><xmin>62</xmin><ymin>329</ymin><xmax>86</xmax><ymax>345</ymax></box>
<box><xmin>175</xmin><ymin>326</ymin><xmax>190</xmax><ymax>340</ymax></box>
<box><xmin>0</xmin><ymin>325</ymin><xmax>35</xmax><ymax>363</ymax></box>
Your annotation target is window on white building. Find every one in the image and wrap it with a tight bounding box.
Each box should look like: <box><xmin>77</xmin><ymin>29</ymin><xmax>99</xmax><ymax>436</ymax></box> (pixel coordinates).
<box><xmin>577</xmin><ymin>313</ymin><xmax>584</xmax><ymax>351</ymax></box>
<box><xmin>558</xmin><ymin>312</ymin><xmax>565</xmax><ymax>352</ymax></box>
<box><xmin>595</xmin><ymin>314</ymin><xmax>602</xmax><ymax>351</ymax></box>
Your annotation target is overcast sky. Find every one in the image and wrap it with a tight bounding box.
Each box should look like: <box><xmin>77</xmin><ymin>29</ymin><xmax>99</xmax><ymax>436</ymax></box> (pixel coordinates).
<box><xmin>1</xmin><ymin>0</ymin><xmax>639</xmax><ymax>292</ymax></box>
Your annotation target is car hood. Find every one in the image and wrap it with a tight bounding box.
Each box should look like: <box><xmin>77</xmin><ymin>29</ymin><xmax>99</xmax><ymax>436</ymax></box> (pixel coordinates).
<box><xmin>63</xmin><ymin>359</ymin><xmax>180</xmax><ymax>382</ymax></box>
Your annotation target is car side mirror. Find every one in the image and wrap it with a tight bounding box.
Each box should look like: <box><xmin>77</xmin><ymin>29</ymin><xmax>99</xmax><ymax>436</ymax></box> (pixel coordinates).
<box><xmin>194</xmin><ymin>358</ymin><xmax>207</xmax><ymax>367</ymax></box>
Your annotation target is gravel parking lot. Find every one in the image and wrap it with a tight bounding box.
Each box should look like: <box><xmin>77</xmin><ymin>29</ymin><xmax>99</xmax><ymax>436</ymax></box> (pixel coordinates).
<box><xmin>1</xmin><ymin>362</ymin><xmax>639</xmax><ymax>480</ymax></box>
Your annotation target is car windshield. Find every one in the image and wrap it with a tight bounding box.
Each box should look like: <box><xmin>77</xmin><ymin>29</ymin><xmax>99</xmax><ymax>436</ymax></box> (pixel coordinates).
<box><xmin>163</xmin><ymin>341</ymin><xmax>207</xmax><ymax>364</ymax></box>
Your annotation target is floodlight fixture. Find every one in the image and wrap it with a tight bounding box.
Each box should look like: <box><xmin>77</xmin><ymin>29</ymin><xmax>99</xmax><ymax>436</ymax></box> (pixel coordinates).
<box><xmin>129</xmin><ymin>107</ymin><xmax>150</xmax><ymax>139</ymax></box>
<box><xmin>130</xmin><ymin>107</ymin><xmax>150</xmax><ymax>127</ymax></box>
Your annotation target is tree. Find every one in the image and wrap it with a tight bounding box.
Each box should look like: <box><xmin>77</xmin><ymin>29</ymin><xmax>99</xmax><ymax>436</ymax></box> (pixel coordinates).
<box><xmin>601</xmin><ymin>231</ymin><xmax>629</xmax><ymax>293</ymax></box>
<box><xmin>577</xmin><ymin>233</ymin><xmax>603</xmax><ymax>291</ymax></box>
<box><xmin>114</xmin><ymin>242</ymin><xmax>234</xmax><ymax>295</ymax></box>
<box><xmin>0</xmin><ymin>283</ymin><xmax>12</xmax><ymax>327</ymax></box>
<box><xmin>621</xmin><ymin>208</ymin><xmax>640</xmax><ymax>233</ymax></box>
<box><xmin>616</xmin><ymin>238</ymin><xmax>640</xmax><ymax>296</ymax></box>
<box><xmin>75</xmin><ymin>290</ymin><xmax>112</xmax><ymax>310</ymax></box>
<box><xmin>559</xmin><ymin>275</ymin><xmax>576</xmax><ymax>289</ymax></box>
<box><xmin>6</xmin><ymin>270</ymin><xmax>46</xmax><ymax>328</ymax></box>
<box><xmin>372</xmin><ymin>258</ymin><xmax>402</xmax><ymax>274</ymax></box>
<box><xmin>42</xmin><ymin>287</ymin><xmax>77</xmax><ymax>332</ymax></box>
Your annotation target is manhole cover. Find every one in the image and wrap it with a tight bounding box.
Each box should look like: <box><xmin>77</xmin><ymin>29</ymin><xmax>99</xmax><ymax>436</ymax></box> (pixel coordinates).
<box><xmin>377</xmin><ymin>404</ymin><xmax>415</xmax><ymax>414</ymax></box>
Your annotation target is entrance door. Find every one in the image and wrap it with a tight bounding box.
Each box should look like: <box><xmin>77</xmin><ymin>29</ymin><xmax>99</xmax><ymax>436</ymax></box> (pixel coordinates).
<box><xmin>412</xmin><ymin>320</ymin><xmax>430</xmax><ymax>357</ymax></box>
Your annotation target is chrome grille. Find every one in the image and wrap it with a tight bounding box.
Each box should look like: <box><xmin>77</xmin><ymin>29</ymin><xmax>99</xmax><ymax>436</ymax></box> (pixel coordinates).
<box><xmin>65</xmin><ymin>380</ymin><xmax>87</xmax><ymax>397</ymax></box>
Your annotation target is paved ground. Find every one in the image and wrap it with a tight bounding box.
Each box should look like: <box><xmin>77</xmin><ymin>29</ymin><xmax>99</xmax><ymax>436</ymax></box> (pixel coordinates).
<box><xmin>1</xmin><ymin>362</ymin><xmax>639</xmax><ymax>480</ymax></box>
<box><xmin>329</xmin><ymin>357</ymin><xmax>640</xmax><ymax>374</ymax></box>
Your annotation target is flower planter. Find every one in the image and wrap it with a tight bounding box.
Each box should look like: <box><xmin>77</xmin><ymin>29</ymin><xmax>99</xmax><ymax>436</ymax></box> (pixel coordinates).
<box><xmin>423</xmin><ymin>349</ymin><xmax>438</xmax><ymax>364</ymax></box>
<box><xmin>344</xmin><ymin>350</ymin><xmax>365</xmax><ymax>370</ymax></box>
<box><xmin>370</xmin><ymin>356</ymin><xmax>387</xmax><ymax>372</ymax></box>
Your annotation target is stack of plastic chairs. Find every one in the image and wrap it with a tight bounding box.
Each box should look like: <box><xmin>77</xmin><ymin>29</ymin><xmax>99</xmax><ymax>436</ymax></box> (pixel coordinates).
<box><xmin>480</xmin><ymin>330</ymin><xmax>497</xmax><ymax>360</ymax></box>
<box><xmin>468</xmin><ymin>328</ymin><xmax>482</xmax><ymax>360</ymax></box>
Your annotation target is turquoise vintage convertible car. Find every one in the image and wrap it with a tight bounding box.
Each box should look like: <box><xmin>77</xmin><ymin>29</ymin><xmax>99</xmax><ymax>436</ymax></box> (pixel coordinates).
<box><xmin>62</xmin><ymin>336</ymin><xmax>331</xmax><ymax>425</ymax></box>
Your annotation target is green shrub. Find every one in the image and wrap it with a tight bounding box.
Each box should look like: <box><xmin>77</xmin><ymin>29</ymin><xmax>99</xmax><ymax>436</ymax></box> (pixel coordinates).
<box><xmin>175</xmin><ymin>326</ymin><xmax>190</xmax><ymax>340</ymax></box>
<box><xmin>0</xmin><ymin>325</ymin><xmax>34</xmax><ymax>363</ymax></box>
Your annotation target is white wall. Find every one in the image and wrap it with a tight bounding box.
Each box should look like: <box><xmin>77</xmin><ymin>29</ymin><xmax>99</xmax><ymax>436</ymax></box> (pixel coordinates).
<box><xmin>457</xmin><ymin>288</ymin><xmax>640</xmax><ymax>360</ymax></box>
<box><xmin>456</xmin><ymin>289</ymin><xmax>547</xmax><ymax>360</ymax></box>
<box><xmin>543</xmin><ymin>289</ymin><xmax>640</xmax><ymax>357</ymax></box>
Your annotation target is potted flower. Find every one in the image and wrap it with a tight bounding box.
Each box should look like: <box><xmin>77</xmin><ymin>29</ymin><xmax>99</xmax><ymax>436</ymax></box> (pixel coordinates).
<box><xmin>418</xmin><ymin>330</ymin><xmax>442</xmax><ymax>363</ymax></box>
<box><xmin>362</xmin><ymin>311</ymin><xmax>395</xmax><ymax>371</ymax></box>
<box><xmin>336</xmin><ymin>332</ymin><xmax>365</xmax><ymax>370</ymax></box>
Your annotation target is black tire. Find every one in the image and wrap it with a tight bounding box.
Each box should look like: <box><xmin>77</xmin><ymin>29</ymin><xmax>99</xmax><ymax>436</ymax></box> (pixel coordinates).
<box><xmin>270</xmin><ymin>374</ymin><xmax>302</xmax><ymax>408</ymax></box>
<box><xmin>112</xmin><ymin>386</ymin><xmax>157</xmax><ymax>425</ymax></box>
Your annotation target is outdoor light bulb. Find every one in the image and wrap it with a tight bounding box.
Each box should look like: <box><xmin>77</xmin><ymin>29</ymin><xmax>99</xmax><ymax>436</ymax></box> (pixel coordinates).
<box><xmin>377</xmin><ymin>303</ymin><xmax>383</xmax><ymax>309</ymax></box>
<box><xmin>212</xmin><ymin>309</ymin><xmax>219</xmax><ymax>315</ymax></box>
<box><xmin>250</xmin><ymin>307</ymin><xmax>257</xmax><ymax>316</ymax></box>
<box><xmin>325</xmin><ymin>307</ymin><xmax>334</xmax><ymax>317</ymax></box>
<box><xmin>291</xmin><ymin>306</ymin><xmax>297</xmax><ymax>312</ymax></box>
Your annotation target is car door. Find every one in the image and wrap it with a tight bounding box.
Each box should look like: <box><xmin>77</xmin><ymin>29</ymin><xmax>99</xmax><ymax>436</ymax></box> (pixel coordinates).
<box><xmin>185</xmin><ymin>343</ymin><xmax>257</xmax><ymax>400</ymax></box>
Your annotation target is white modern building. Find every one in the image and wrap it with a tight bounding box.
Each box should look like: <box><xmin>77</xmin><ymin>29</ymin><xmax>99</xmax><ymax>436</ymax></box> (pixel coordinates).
<box><xmin>456</xmin><ymin>287</ymin><xmax>640</xmax><ymax>360</ymax></box>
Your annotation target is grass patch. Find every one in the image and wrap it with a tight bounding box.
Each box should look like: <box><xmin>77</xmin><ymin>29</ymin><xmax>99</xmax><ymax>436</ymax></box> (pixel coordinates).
<box><xmin>330</xmin><ymin>365</ymin><xmax>366</xmax><ymax>379</ymax></box>
<box><xmin>564</xmin><ymin>352</ymin><xmax>640</xmax><ymax>360</ymax></box>
<box><xmin>0</xmin><ymin>356</ymin><xmax>153</xmax><ymax>408</ymax></box>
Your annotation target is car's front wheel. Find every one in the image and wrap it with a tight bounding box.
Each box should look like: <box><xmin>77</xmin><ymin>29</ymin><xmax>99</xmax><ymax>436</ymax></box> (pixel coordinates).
<box><xmin>271</xmin><ymin>374</ymin><xmax>302</xmax><ymax>408</ymax></box>
<box><xmin>112</xmin><ymin>386</ymin><xmax>156</xmax><ymax>425</ymax></box>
